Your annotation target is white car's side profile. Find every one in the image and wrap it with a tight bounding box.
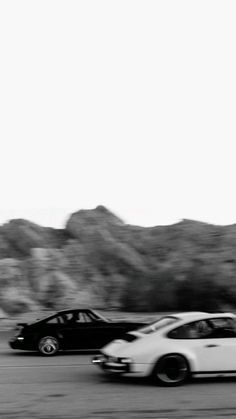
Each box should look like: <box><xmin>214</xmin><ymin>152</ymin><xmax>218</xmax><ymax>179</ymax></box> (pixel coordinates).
<box><xmin>92</xmin><ymin>311</ymin><xmax>236</xmax><ymax>386</ymax></box>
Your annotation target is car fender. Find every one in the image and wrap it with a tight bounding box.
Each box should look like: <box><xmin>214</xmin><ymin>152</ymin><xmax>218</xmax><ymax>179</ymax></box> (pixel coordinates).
<box><xmin>33</xmin><ymin>329</ymin><xmax>62</xmax><ymax>344</ymax></box>
<box><xmin>147</xmin><ymin>345</ymin><xmax>197</xmax><ymax>376</ymax></box>
<box><xmin>118</xmin><ymin>338</ymin><xmax>197</xmax><ymax>376</ymax></box>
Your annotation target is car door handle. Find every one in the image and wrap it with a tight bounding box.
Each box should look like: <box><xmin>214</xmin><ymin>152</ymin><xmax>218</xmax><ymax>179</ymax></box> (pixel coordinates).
<box><xmin>205</xmin><ymin>344</ymin><xmax>219</xmax><ymax>348</ymax></box>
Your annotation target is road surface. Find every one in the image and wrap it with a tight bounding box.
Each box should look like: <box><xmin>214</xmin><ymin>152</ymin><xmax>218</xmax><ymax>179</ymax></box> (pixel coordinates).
<box><xmin>1</xmin><ymin>332</ymin><xmax>236</xmax><ymax>418</ymax></box>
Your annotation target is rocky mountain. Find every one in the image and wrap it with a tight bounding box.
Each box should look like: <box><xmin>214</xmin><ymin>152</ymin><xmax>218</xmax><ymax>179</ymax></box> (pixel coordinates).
<box><xmin>1</xmin><ymin>205</ymin><xmax>236</xmax><ymax>314</ymax></box>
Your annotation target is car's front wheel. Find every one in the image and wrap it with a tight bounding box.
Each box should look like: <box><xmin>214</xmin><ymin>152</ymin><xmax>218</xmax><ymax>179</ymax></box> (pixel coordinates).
<box><xmin>38</xmin><ymin>336</ymin><xmax>59</xmax><ymax>356</ymax></box>
<box><xmin>152</xmin><ymin>354</ymin><xmax>189</xmax><ymax>386</ymax></box>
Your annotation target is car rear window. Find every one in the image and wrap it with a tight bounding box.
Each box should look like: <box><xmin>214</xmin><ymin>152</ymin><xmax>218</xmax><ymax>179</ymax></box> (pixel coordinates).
<box><xmin>138</xmin><ymin>316</ymin><xmax>179</xmax><ymax>334</ymax></box>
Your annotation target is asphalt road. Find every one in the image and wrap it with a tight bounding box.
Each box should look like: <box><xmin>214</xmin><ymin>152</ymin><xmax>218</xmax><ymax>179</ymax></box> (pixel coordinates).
<box><xmin>1</xmin><ymin>333</ymin><xmax>236</xmax><ymax>418</ymax></box>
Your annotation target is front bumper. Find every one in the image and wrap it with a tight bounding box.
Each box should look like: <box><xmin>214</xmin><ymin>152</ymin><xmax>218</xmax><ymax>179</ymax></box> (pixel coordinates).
<box><xmin>9</xmin><ymin>336</ymin><xmax>30</xmax><ymax>350</ymax></box>
<box><xmin>92</xmin><ymin>354</ymin><xmax>132</xmax><ymax>374</ymax></box>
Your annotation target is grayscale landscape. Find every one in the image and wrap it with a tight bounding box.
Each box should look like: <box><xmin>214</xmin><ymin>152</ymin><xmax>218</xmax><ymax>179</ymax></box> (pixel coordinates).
<box><xmin>1</xmin><ymin>205</ymin><xmax>236</xmax><ymax>317</ymax></box>
<box><xmin>1</xmin><ymin>0</ymin><xmax>236</xmax><ymax>417</ymax></box>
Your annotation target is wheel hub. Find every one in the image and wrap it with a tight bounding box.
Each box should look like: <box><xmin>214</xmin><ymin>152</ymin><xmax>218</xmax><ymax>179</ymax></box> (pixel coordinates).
<box><xmin>39</xmin><ymin>337</ymin><xmax>58</xmax><ymax>355</ymax></box>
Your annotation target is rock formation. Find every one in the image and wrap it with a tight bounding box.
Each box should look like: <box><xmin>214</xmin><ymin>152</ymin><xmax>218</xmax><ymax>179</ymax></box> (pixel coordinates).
<box><xmin>0</xmin><ymin>206</ymin><xmax>236</xmax><ymax>314</ymax></box>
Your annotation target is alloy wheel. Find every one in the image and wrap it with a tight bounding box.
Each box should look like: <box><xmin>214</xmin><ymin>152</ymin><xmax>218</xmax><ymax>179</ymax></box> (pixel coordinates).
<box><xmin>154</xmin><ymin>354</ymin><xmax>189</xmax><ymax>386</ymax></box>
<box><xmin>38</xmin><ymin>336</ymin><xmax>59</xmax><ymax>356</ymax></box>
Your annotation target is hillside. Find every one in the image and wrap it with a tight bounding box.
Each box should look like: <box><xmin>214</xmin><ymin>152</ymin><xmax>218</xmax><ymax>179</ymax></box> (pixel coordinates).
<box><xmin>1</xmin><ymin>206</ymin><xmax>236</xmax><ymax>314</ymax></box>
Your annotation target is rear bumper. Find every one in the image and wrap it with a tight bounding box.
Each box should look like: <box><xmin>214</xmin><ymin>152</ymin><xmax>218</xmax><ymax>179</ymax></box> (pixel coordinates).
<box><xmin>92</xmin><ymin>355</ymin><xmax>131</xmax><ymax>374</ymax></box>
<box><xmin>93</xmin><ymin>355</ymin><xmax>152</xmax><ymax>377</ymax></box>
<box><xmin>92</xmin><ymin>354</ymin><xmax>152</xmax><ymax>377</ymax></box>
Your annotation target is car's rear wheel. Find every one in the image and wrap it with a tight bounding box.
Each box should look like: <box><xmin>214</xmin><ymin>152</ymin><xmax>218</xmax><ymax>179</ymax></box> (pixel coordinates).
<box><xmin>38</xmin><ymin>336</ymin><xmax>59</xmax><ymax>356</ymax></box>
<box><xmin>152</xmin><ymin>354</ymin><xmax>189</xmax><ymax>386</ymax></box>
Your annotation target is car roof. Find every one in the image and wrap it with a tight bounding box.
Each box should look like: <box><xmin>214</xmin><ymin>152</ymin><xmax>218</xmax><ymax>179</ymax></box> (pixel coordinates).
<box><xmin>172</xmin><ymin>311</ymin><xmax>235</xmax><ymax>322</ymax></box>
<box><xmin>57</xmin><ymin>308</ymin><xmax>93</xmax><ymax>314</ymax></box>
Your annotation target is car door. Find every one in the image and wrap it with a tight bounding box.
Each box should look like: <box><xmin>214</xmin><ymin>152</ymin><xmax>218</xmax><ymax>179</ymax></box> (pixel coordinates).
<box><xmin>74</xmin><ymin>312</ymin><xmax>127</xmax><ymax>349</ymax></box>
<box><xmin>58</xmin><ymin>311</ymin><xmax>92</xmax><ymax>349</ymax></box>
<box><xmin>192</xmin><ymin>318</ymin><xmax>236</xmax><ymax>372</ymax></box>
<box><xmin>90</xmin><ymin>321</ymin><xmax>126</xmax><ymax>348</ymax></box>
<box><xmin>71</xmin><ymin>312</ymin><xmax>103</xmax><ymax>349</ymax></box>
<box><xmin>59</xmin><ymin>311</ymin><xmax>109</xmax><ymax>349</ymax></box>
<box><xmin>75</xmin><ymin>312</ymin><xmax>120</xmax><ymax>349</ymax></box>
<box><xmin>168</xmin><ymin>317</ymin><xmax>236</xmax><ymax>373</ymax></box>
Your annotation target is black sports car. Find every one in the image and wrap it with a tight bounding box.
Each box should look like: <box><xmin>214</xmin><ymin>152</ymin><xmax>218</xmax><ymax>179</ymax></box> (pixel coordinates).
<box><xmin>9</xmin><ymin>308</ymin><xmax>146</xmax><ymax>356</ymax></box>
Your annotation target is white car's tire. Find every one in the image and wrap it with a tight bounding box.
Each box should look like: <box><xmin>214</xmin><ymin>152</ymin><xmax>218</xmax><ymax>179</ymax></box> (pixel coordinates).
<box><xmin>152</xmin><ymin>354</ymin><xmax>190</xmax><ymax>386</ymax></box>
<box><xmin>38</xmin><ymin>336</ymin><xmax>59</xmax><ymax>356</ymax></box>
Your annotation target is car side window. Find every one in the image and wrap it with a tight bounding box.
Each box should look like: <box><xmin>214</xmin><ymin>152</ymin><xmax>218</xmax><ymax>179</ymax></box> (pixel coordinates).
<box><xmin>46</xmin><ymin>316</ymin><xmax>61</xmax><ymax>325</ymax></box>
<box><xmin>207</xmin><ymin>318</ymin><xmax>236</xmax><ymax>338</ymax></box>
<box><xmin>168</xmin><ymin>320</ymin><xmax>212</xmax><ymax>339</ymax></box>
<box><xmin>81</xmin><ymin>313</ymin><xmax>93</xmax><ymax>323</ymax></box>
<box><xmin>63</xmin><ymin>312</ymin><xmax>88</xmax><ymax>324</ymax></box>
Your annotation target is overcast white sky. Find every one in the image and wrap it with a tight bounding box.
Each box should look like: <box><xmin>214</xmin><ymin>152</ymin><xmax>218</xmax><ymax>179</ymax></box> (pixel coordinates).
<box><xmin>0</xmin><ymin>1</ymin><xmax>236</xmax><ymax>228</ymax></box>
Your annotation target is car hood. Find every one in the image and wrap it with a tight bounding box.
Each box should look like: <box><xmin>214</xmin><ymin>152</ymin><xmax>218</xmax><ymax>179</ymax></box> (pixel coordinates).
<box><xmin>16</xmin><ymin>322</ymin><xmax>28</xmax><ymax>327</ymax></box>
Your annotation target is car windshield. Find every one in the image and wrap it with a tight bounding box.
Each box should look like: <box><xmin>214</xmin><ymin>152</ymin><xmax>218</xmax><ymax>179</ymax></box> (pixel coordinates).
<box><xmin>28</xmin><ymin>312</ymin><xmax>56</xmax><ymax>325</ymax></box>
<box><xmin>91</xmin><ymin>310</ymin><xmax>109</xmax><ymax>322</ymax></box>
<box><xmin>137</xmin><ymin>316</ymin><xmax>179</xmax><ymax>334</ymax></box>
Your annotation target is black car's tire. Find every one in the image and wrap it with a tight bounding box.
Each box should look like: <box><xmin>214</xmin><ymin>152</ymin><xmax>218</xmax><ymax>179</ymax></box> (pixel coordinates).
<box><xmin>38</xmin><ymin>336</ymin><xmax>59</xmax><ymax>356</ymax></box>
<box><xmin>152</xmin><ymin>354</ymin><xmax>190</xmax><ymax>386</ymax></box>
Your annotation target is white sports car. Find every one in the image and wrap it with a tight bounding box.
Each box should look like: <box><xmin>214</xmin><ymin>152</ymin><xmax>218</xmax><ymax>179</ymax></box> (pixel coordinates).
<box><xmin>92</xmin><ymin>311</ymin><xmax>236</xmax><ymax>386</ymax></box>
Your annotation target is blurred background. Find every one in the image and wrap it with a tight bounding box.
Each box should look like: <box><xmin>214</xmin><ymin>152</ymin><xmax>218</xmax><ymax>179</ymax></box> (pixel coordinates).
<box><xmin>1</xmin><ymin>1</ymin><xmax>236</xmax><ymax>322</ymax></box>
<box><xmin>0</xmin><ymin>205</ymin><xmax>236</xmax><ymax>321</ymax></box>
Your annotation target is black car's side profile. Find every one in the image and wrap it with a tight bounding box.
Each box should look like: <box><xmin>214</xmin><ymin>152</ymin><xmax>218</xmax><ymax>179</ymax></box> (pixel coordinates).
<box><xmin>9</xmin><ymin>309</ymin><xmax>145</xmax><ymax>356</ymax></box>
